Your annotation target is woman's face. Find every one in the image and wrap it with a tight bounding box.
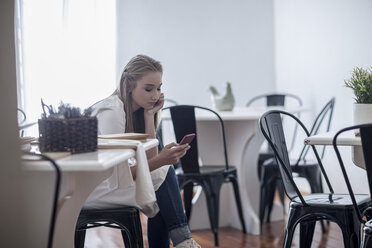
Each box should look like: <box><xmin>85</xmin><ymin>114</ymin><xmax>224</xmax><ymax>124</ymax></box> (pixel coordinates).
<box><xmin>131</xmin><ymin>71</ymin><xmax>162</xmax><ymax>111</ymax></box>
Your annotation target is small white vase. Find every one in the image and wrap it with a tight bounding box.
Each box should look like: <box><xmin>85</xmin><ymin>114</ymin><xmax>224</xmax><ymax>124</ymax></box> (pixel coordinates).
<box><xmin>353</xmin><ymin>103</ymin><xmax>372</xmax><ymax>134</ymax></box>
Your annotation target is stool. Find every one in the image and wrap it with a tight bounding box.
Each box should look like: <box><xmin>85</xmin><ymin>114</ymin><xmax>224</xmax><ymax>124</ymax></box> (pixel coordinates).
<box><xmin>75</xmin><ymin>207</ymin><xmax>143</xmax><ymax>248</ymax></box>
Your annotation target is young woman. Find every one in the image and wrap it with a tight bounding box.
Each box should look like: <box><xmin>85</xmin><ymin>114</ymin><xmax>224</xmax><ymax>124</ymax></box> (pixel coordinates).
<box><xmin>84</xmin><ymin>55</ymin><xmax>201</xmax><ymax>248</ymax></box>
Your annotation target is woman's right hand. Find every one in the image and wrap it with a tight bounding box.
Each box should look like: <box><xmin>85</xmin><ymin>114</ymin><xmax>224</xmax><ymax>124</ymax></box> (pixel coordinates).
<box><xmin>157</xmin><ymin>142</ymin><xmax>190</xmax><ymax>165</ymax></box>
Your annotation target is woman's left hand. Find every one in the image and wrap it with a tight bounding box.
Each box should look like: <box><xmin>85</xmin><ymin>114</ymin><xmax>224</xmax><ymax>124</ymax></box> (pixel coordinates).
<box><xmin>146</xmin><ymin>93</ymin><xmax>164</xmax><ymax>116</ymax></box>
<box><xmin>156</xmin><ymin>142</ymin><xmax>190</xmax><ymax>165</ymax></box>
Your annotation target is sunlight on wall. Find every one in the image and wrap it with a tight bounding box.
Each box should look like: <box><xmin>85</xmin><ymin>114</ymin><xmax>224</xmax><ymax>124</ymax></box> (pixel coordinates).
<box><xmin>20</xmin><ymin>0</ymin><xmax>116</xmax><ymax>135</ymax></box>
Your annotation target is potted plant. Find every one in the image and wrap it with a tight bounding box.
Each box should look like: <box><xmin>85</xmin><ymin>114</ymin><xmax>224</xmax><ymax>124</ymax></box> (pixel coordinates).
<box><xmin>345</xmin><ymin>66</ymin><xmax>372</xmax><ymax>129</ymax></box>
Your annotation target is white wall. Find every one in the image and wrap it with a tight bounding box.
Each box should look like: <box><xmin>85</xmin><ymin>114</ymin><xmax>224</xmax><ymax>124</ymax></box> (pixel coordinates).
<box><xmin>116</xmin><ymin>0</ymin><xmax>276</xmax><ymax>107</ymax></box>
<box><xmin>117</xmin><ymin>0</ymin><xmax>372</xmax><ymax>193</ymax></box>
<box><xmin>274</xmin><ymin>0</ymin><xmax>372</xmax><ymax>193</ymax></box>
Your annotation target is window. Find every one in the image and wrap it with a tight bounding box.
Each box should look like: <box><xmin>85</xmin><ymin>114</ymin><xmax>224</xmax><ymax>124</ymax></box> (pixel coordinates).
<box><xmin>18</xmin><ymin>0</ymin><xmax>116</xmax><ymax>135</ymax></box>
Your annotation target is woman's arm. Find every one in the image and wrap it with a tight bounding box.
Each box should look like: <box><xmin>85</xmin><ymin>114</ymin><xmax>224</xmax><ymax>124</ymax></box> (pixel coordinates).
<box><xmin>130</xmin><ymin>143</ymin><xmax>190</xmax><ymax>179</ymax></box>
<box><xmin>143</xmin><ymin>93</ymin><xmax>164</xmax><ymax>158</ymax></box>
<box><xmin>148</xmin><ymin>143</ymin><xmax>189</xmax><ymax>170</ymax></box>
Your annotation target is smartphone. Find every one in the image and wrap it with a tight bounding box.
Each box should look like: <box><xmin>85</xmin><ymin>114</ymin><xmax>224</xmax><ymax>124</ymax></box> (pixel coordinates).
<box><xmin>179</xmin><ymin>133</ymin><xmax>196</xmax><ymax>145</ymax></box>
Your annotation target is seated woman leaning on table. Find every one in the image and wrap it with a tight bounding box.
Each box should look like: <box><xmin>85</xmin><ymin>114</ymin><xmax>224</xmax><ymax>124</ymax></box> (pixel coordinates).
<box><xmin>84</xmin><ymin>55</ymin><xmax>201</xmax><ymax>248</ymax></box>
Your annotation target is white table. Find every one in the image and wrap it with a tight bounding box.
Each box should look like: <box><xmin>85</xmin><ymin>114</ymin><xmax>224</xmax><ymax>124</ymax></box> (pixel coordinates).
<box><xmin>22</xmin><ymin>139</ymin><xmax>158</xmax><ymax>248</ymax></box>
<box><xmin>163</xmin><ymin>106</ymin><xmax>307</xmax><ymax>235</ymax></box>
<box><xmin>304</xmin><ymin>131</ymin><xmax>365</xmax><ymax>169</ymax></box>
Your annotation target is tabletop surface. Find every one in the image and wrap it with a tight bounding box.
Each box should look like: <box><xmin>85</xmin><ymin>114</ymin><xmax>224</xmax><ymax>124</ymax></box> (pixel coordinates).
<box><xmin>162</xmin><ymin>106</ymin><xmax>308</xmax><ymax>121</ymax></box>
<box><xmin>304</xmin><ymin>131</ymin><xmax>361</xmax><ymax>146</ymax></box>
<box><xmin>22</xmin><ymin>139</ymin><xmax>158</xmax><ymax>171</ymax></box>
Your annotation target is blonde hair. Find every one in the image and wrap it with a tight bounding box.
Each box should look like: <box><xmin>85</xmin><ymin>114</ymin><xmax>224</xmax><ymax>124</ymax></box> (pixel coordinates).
<box><xmin>113</xmin><ymin>55</ymin><xmax>163</xmax><ymax>133</ymax></box>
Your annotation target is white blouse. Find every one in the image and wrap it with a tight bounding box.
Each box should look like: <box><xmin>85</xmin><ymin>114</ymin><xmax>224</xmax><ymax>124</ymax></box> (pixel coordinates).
<box><xmin>83</xmin><ymin>95</ymin><xmax>170</xmax><ymax>217</ymax></box>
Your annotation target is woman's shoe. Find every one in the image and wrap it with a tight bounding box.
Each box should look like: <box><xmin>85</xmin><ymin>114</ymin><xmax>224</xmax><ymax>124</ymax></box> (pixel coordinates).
<box><xmin>175</xmin><ymin>238</ymin><xmax>201</xmax><ymax>248</ymax></box>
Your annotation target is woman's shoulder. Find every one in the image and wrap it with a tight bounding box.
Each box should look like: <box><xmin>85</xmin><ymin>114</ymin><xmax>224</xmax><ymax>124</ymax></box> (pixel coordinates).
<box><xmin>92</xmin><ymin>95</ymin><xmax>126</xmax><ymax>134</ymax></box>
<box><xmin>91</xmin><ymin>95</ymin><xmax>124</xmax><ymax>114</ymax></box>
<box><xmin>93</xmin><ymin>95</ymin><xmax>123</xmax><ymax>109</ymax></box>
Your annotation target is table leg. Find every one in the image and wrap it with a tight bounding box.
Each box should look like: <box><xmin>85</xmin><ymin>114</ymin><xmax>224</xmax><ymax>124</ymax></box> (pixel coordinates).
<box><xmin>52</xmin><ymin>169</ymin><xmax>114</xmax><ymax>248</ymax></box>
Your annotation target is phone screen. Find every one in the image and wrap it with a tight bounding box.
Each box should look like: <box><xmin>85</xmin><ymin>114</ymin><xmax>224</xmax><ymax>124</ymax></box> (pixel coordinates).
<box><xmin>179</xmin><ymin>133</ymin><xmax>196</xmax><ymax>145</ymax></box>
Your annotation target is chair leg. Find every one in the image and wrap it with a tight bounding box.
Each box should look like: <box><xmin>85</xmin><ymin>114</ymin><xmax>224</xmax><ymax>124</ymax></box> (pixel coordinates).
<box><xmin>121</xmin><ymin>225</ymin><xmax>144</xmax><ymax>248</ymax></box>
<box><xmin>265</xmin><ymin>180</ymin><xmax>277</xmax><ymax>223</ymax></box>
<box><xmin>259</xmin><ymin>183</ymin><xmax>268</xmax><ymax>232</ymax></box>
<box><xmin>361</xmin><ymin>224</ymin><xmax>372</xmax><ymax>248</ymax></box>
<box><xmin>340</xmin><ymin>227</ymin><xmax>359</xmax><ymax>248</ymax></box>
<box><xmin>337</xmin><ymin>216</ymin><xmax>361</xmax><ymax>248</ymax></box>
<box><xmin>116</xmin><ymin>208</ymin><xmax>144</xmax><ymax>248</ymax></box>
<box><xmin>121</xmin><ymin>228</ymin><xmax>134</xmax><ymax>248</ymax></box>
<box><xmin>74</xmin><ymin>229</ymin><xmax>86</xmax><ymax>248</ymax></box>
<box><xmin>230</xmin><ymin>177</ymin><xmax>247</xmax><ymax>233</ymax></box>
<box><xmin>260</xmin><ymin>164</ymin><xmax>279</xmax><ymax>224</ymax></box>
<box><xmin>283</xmin><ymin>208</ymin><xmax>301</xmax><ymax>248</ymax></box>
<box><xmin>283</xmin><ymin>221</ymin><xmax>297</xmax><ymax>248</ymax></box>
<box><xmin>205</xmin><ymin>192</ymin><xmax>220</xmax><ymax>246</ymax></box>
<box><xmin>203</xmin><ymin>179</ymin><xmax>223</xmax><ymax>247</ymax></box>
<box><xmin>257</xmin><ymin>153</ymin><xmax>274</xmax><ymax>180</ymax></box>
<box><xmin>183</xmin><ymin>182</ymin><xmax>194</xmax><ymax>223</ymax></box>
<box><xmin>299</xmin><ymin>221</ymin><xmax>316</xmax><ymax>248</ymax></box>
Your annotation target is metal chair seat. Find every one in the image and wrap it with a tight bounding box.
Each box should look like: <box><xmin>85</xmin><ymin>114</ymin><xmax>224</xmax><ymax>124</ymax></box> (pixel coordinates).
<box><xmin>75</xmin><ymin>207</ymin><xmax>143</xmax><ymax>248</ymax></box>
<box><xmin>291</xmin><ymin>193</ymin><xmax>370</xmax><ymax>207</ymax></box>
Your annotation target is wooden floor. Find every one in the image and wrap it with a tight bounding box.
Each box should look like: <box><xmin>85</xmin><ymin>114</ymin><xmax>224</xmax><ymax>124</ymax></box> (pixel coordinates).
<box><xmin>84</xmin><ymin>214</ymin><xmax>345</xmax><ymax>248</ymax></box>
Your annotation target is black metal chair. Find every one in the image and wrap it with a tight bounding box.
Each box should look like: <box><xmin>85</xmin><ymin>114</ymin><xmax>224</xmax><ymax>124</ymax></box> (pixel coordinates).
<box><xmin>162</xmin><ymin>105</ymin><xmax>246</xmax><ymax>246</ymax></box>
<box><xmin>258</xmin><ymin>98</ymin><xmax>335</xmax><ymax>229</ymax></box>
<box><xmin>259</xmin><ymin>110</ymin><xmax>371</xmax><ymax>248</ymax></box>
<box><xmin>247</xmin><ymin>94</ymin><xmax>302</xmax><ymax>221</ymax></box>
<box><xmin>332</xmin><ymin>124</ymin><xmax>372</xmax><ymax>248</ymax></box>
<box><xmin>75</xmin><ymin>207</ymin><xmax>143</xmax><ymax>248</ymax></box>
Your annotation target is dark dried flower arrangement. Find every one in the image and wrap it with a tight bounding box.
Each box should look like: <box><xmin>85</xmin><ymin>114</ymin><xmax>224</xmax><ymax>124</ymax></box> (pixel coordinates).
<box><xmin>41</xmin><ymin>99</ymin><xmax>92</xmax><ymax>119</ymax></box>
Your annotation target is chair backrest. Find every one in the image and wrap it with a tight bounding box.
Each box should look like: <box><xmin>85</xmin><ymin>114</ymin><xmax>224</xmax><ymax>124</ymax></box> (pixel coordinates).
<box><xmin>296</xmin><ymin>97</ymin><xmax>336</xmax><ymax>163</ymax></box>
<box><xmin>259</xmin><ymin>110</ymin><xmax>333</xmax><ymax>205</ymax></box>
<box><xmin>162</xmin><ymin>105</ymin><xmax>229</xmax><ymax>173</ymax></box>
<box><xmin>157</xmin><ymin>99</ymin><xmax>178</xmax><ymax>148</ymax></box>
<box><xmin>247</xmin><ymin>93</ymin><xmax>303</xmax><ymax>153</ymax></box>
<box><xmin>246</xmin><ymin>93</ymin><xmax>303</xmax><ymax>107</ymax></box>
<box><xmin>332</xmin><ymin>124</ymin><xmax>372</xmax><ymax>223</ymax></box>
<box><xmin>157</xmin><ymin>99</ymin><xmax>180</xmax><ymax>168</ymax></box>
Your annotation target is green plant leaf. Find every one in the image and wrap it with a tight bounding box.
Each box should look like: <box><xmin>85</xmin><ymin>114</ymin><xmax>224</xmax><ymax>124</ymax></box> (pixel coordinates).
<box><xmin>345</xmin><ymin>66</ymin><xmax>372</xmax><ymax>103</ymax></box>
